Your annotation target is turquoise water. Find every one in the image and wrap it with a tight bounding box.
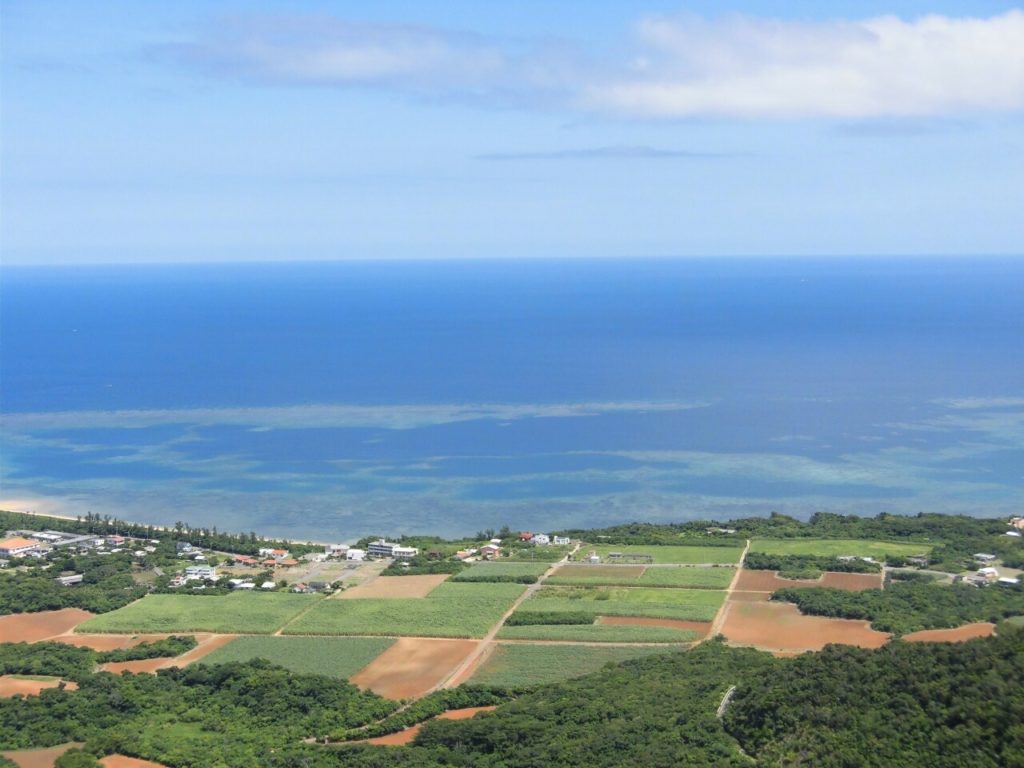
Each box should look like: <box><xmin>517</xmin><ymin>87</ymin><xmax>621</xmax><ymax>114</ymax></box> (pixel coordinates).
<box><xmin>1</xmin><ymin>257</ymin><xmax>1021</xmax><ymax>539</ymax></box>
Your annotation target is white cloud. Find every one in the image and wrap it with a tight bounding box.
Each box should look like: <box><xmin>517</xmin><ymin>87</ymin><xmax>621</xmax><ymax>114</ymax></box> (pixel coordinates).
<box><xmin>584</xmin><ymin>12</ymin><xmax>1024</xmax><ymax>118</ymax></box>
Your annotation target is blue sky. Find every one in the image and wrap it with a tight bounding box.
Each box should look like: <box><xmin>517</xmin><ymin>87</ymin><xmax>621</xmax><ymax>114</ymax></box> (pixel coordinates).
<box><xmin>3</xmin><ymin>0</ymin><xmax>1023</xmax><ymax>263</ymax></box>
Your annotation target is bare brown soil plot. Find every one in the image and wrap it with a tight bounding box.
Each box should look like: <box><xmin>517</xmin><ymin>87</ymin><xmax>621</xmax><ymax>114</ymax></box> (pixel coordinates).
<box><xmin>734</xmin><ymin>570</ymin><xmax>880</xmax><ymax>592</ymax></box>
<box><xmin>553</xmin><ymin>565</ymin><xmax>645</xmax><ymax>579</ymax></box>
<box><xmin>0</xmin><ymin>676</ymin><xmax>78</xmax><ymax>698</ymax></box>
<box><xmin>721</xmin><ymin>601</ymin><xmax>890</xmax><ymax>652</ymax></box>
<box><xmin>100</xmin><ymin>755</ymin><xmax>169</xmax><ymax>768</ymax></box>
<box><xmin>350</xmin><ymin>638</ymin><xmax>478</xmax><ymax>699</ymax></box>
<box><xmin>597</xmin><ymin>616</ymin><xmax>713</xmax><ymax>637</ymax></box>
<box><xmin>902</xmin><ymin>622</ymin><xmax>995</xmax><ymax>643</ymax></box>
<box><xmin>1</xmin><ymin>743</ymin><xmax>83</xmax><ymax>768</ymax></box>
<box><xmin>356</xmin><ymin>706</ymin><xmax>499</xmax><ymax>746</ymax></box>
<box><xmin>99</xmin><ymin>634</ymin><xmax>235</xmax><ymax>675</ymax></box>
<box><xmin>52</xmin><ymin>634</ymin><xmax>169</xmax><ymax>651</ymax></box>
<box><xmin>339</xmin><ymin>574</ymin><xmax>450</xmax><ymax>599</ymax></box>
<box><xmin>821</xmin><ymin>572</ymin><xmax>883</xmax><ymax>590</ymax></box>
<box><xmin>0</xmin><ymin>609</ymin><xmax>94</xmax><ymax>642</ymax></box>
<box><xmin>728</xmin><ymin>591</ymin><xmax>771</xmax><ymax>602</ymax></box>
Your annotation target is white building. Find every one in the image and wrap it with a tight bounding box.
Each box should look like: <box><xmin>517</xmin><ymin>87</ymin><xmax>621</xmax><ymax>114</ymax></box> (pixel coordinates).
<box><xmin>326</xmin><ymin>544</ymin><xmax>349</xmax><ymax>557</ymax></box>
<box><xmin>346</xmin><ymin>548</ymin><xmax>366</xmax><ymax>561</ymax></box>
<box><xmin>974</xmin><ymin>553</ymin><xmax>997</xmax><ymax>562</ymax></box>
<box><xmin>184</xmin><ymin>565</ymin><xmax>217</xmax><ymax>581</ymax></box>
<box><xmin>366</xmin><ymin>539</ymin><xmax>418</xmax><ymax>559</ymax></box>
<box><xmin>0</xmin><ymin>537</ymin><xmax>40</xmax><ymax>557</ymax></box>
<box><xmin>532</xmin><ymin>533</ymin><xmax>551</xmax><ymax>546</ymax></box>
<box><xmin>553</xmin><ymin>536</ymin><xmax>571</xmax><ymax>546</ymax></box>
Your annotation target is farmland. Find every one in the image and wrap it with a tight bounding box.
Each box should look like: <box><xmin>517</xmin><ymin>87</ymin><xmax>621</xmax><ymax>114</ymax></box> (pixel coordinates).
<box><xmin>496</xmin><ymin>624</ymin><xmax>698</xmax><ymax>643</ymax></box>
<box><xmin>587</xmin><ymin>544</ymin><xmax>744</xmax><ymax>564</ymax></box>
<box><xmin>196</xmin><ymin>636</ymin><xmax>395</xmax><ymax>679</ymax></box>
<box><xmin>452</xmin><ymin>562</ymin><xmax>550</xmax><ymax>581</ymax></box>
<box><xmin>548</xmin><ymin>564</ymin><xmax>735</xmax><ymax>588</ymax></box>
<box><xmin>514</xmin><ymin>586</ymin><xmax>726</xmax><ymax>622</ymax></box>
<box><xmin>748</xmin><ymin>538</ymin><xmax>931</xmax><ymax>559</ymax></box>
<box><xmin>77</xmin><ymin>593</ymin><xmax>320</xmax><ymax>634</ymax></box>
<box><xmin>283</xmin><ymin>582</ymin><xmax>526</xmax><ymax>638</ymax></box>
<box><xmin>470</xmin><ymin>644</ymin><xmax>674</xmax><ymax>688</ymax></box>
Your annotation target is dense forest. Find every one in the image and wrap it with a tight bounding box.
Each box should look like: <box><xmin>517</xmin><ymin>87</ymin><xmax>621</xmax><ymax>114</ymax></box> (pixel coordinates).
<box><xmin>0</xmin><ymin>638</ymin><xmax>197</xmax><ymax>681</ymax></box>
<box><xmin>2</xmin><ymin>632</ymin><xmax>1022</xmax><ymax>767</ymax></box>
<box><xmin>774</xmin><ymin>579</ymin><xmax>1024</xmax><ymax>634</ymax></box>
<box><xmin>0</xmin><ymin>552</ymin><xmax>147</xmax><ymax>614</ymax></box>
<box><xmin>744</xmin><ymin>552</ymin><xmax>882</xmax><ymax>578</ymax></box>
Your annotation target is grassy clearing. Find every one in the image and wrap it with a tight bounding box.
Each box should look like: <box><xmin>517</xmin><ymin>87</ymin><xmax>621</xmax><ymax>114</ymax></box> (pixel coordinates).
<box><xmin>283</xmin><ymin>582</ymin><xmax>526</xmax><ymax>638</ymax></box>
<box><xmin>470</xmin><ymin>644</ymin><xmax>674</xmax><ymax>688</ymax></box>
<box><xmin>452</xmin><ymin>562</ymin><xmax>550</xmax><ymax>581</ymax></box>
<box><xmin>496</xmin><ymin>624</ymin><xmax>698</xmax><ymax>643</ymax></box>
<box><xmin>588</xmin><ymin>544</ymin><xmax>743</xmax><ymax>565</ymax></box>
<box><xmin>749</xmin><ymin>538</ymin><xmax>931</xmax><ymax>558</ymax></box>
<box><xmin>196</xmin><ymin>636</ymin><xmax>394</xmax><ymax>678</ymax></box>
<box><xmin>516</xmin><ymin>586</ymin><xmax>725</xmax><ymax>622</ymax></box>
<box><xmin>77</xmin><ymin>593</ymin><xmax>320</xmax><ymax>634</ymax></box>
<box><xmin>548</xmin><ymin>565</ymin><xmax>735</xmax><ymax>589</ymax></box>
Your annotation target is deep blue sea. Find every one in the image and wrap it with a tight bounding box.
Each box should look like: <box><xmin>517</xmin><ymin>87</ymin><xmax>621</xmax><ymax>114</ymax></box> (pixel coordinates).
<box><xmin>1</xmin><ymin>258</ymin><xmax>1022</xmax><ymax>541</ymax></box>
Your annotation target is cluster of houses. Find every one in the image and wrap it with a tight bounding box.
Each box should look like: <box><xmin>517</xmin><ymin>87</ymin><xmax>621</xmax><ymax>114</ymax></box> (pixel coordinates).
<box><xmin>517</xmin><ymin>532</ymin><xmax>572</xmax><ymax>546</ymax></box>
<box><xmin>962</xmin><ymin>552</ymin><xmax>1020</xmax><ymax>588</ymax></box>
<box><xmin>0</xmin><ymin>530</ymin><xmax>159</xmax><ymax>583</ymax></box>
<box><xmin>322</xmin><ymin>539</ymin><xmax>419</xmax><ymax>562</ymax></box>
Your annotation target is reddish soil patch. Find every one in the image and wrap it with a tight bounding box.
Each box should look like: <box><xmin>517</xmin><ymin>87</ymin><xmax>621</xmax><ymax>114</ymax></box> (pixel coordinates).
<box><xmin>52</xmin><ymin>634</ymin><xmax>169</xmax><ymax>651</ymax></box>
<box><xmin>1</xmin><ymin>743</ymin><xmax>83</xmax><ymax>768</ymax></box>
<box><xmin>597</xmin><ymin>616</ymin><xmax>712</xmax><ymax>637</ymax></box>
<box><xmin>735</xmin><ymin>570</ymin><xmax>881</xmax><ymax>593</ymax></box>
<box><xmin>728</xmin><ymin>591</ymin><xmax>771</xmax><ymax>602</ymax></box>
<box><xmin>902</xmin><ymin>622</ymin><xmax>995</xmax><ymax>643</ymax></box>
<box><xmin>99</xmin><ymin>634</ymin><xmax>235</xmax><ymax>675</ymax></box>
<box><xmin>100</xmin><ymin>659</ymin><xmax>168</xmax><ymax>675</ymax></box>
<box><xmin>356</xmin><ymin>706</ymin><xmax>498</xmax><ymax>746</ymax></box>
<box><xmin>338</xmin><ymin>574</ymin><xmax>451</xmax><ymax>599</ymax></box>
<box><xmin>554</xmin><ymin>564</ymin><xmax>645</xmax><ymax>579</ymax></box>
<box><xmin>721</xmin><ymin>601</ymin><xmax>890</xmax><ymax>652</ymax></box>
<box><xmin>0</xmin><ymin>676</ymin><xmax>78</xmax><ymax>698</ymax></box>
<box><xmin>350</xmin><ymin>638</ymin><xmax>479</xmax><ymax>699</ymax></box>
<box><xmin>0</xmin><ymin>609</ymin><xmax>94</xmax><ymax>643</ymax></box>
<box><xmin>100</xmin><ymin>755</ymin><xmax>169</xmax><ymax>768</ymax></box>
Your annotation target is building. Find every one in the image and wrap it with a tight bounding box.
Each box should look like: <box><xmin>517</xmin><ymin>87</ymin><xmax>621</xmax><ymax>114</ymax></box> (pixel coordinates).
<box><xmin>232</xmin><ymin>555</ymin><xmax>258</xmax><ymax>566</ymax></box>
<box><xmin>977</xmin><ymin>567</ymin><xmax>1000</xmax><ymax>583</ymax></box>
<box><xmin>260</xmin><ymin>581</ymin><xmax>276</xmax><ymax>590</ymax></box>
<box><xmin>0</xmin><ymin>537</ymin><xmax>40</xmax><ymax>557</ymax></box>
<box><xmin>325</xmin><ymin>544</ymin><xmax>349</xmax><ymax>557</ymax></box>
<box><xmin>1009</xmin><ymin>517</ymin><xmax>1024</xmax><ymax>530</ymax></box>
<box><xmin>366</xmin><ymin>539</ymin><xmax>418</xmax><ymax>559</ymax></box>
<box><xmin>518</xmin><ymin>532</ymin><xmax>534</xmax><ymax>542</ymax></box>
<box><xmin>997</xmin><ymin>577</ymin><xmax>1021</xmax><ymax>587</ymax></box>
<box><xmin>974</xmin><ymin>553</ymin><xmax>997</xmax><ymax>562</ymax></box>
<box><xmin>55</xmin><ymin>573</ymin><xmax>83</xmax><ymax>586</ymax></box>
<box><xmin>479</xmin><ymin>544</ymin><xmax>500</xmax><ymax>559</ymax></box>
<box><xmin>532</xmin><ymin>533</ymin><xmax>551</xmax><ymax>546</ymax></box>
<box><xmin>176</xmin><ymin>541</ymin><xmax>194</xmax><ymax>555</ymax></box>
<box><xmin>346</xmin><ymin>548</ymin><xmax>366</xmax><ymax>561</ymax></box>
<box><xmin>553</xmin><ymin>536</ymin><xmax>571</xmax><ymax>546</ymax></box>
<box><xmin>184</xmin><ymin>565</ymin><xmax>217</xmax><ymax>581</ymax></box>
<box><xmin>277</xmin><ymin>558</ymin><xmax>299</xmax><ymax>567</ymax></box>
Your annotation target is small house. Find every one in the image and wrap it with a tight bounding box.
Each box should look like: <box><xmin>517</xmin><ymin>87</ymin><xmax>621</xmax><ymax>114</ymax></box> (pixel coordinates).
<box><xmin>553</xmin><ymin>536</ymin><xmax>571</xmax><ymax>546</ymax></box>
<box><xmin>480</xmin><ymin>544</ymin><xmax>500</xmax><ymax>559</ymax></box>
<box><xmin>260</xmin><ymin>581</ymin><xmax>276</xmax><ymax>590</ymax></box>
<box><xmin>489</xmin><ymin>538</ymin><xmax>503</xmax><ymax>545</ymax></box>
<box><xmin>997</xmin><ymin>577</ymin><xmax>1020</xmax><ymax>587</ymax></box>
<box><xmin>0</xmin><ymin>537</ymin><xmax>40</xmax><ymax>557</ymax></box>
<box><xmin>346</xmin><ymin>548</ymin><xmax>366</xmax><ymax>561</ymax></box>
<box><xmin>532</xmin><ymin>533</ymin><xmax>551</xmax><ymax>546</ymax></box>
<box><xmin>55</xmin><ymin>573</ymin><xmax>83</xmax><ymax>586</ymax></box>
<box><xmin>974</xmin><ymin>553</ymin><xmax>997</xmax><ymax>562</ymax></box>
<box><xmin>518</xmin><ymin>532</ymin><xmax>534</xmax><ymax>542</ymax></box>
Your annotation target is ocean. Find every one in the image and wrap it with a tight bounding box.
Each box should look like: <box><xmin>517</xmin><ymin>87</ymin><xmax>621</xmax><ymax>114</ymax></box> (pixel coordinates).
<box><xmin>1</xmin><ymin>257</ymin><xmax>1021</xmax><ymax>541</ymax></box>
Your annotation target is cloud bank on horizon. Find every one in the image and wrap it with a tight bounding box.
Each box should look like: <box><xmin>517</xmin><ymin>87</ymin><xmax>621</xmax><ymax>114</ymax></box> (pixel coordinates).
<box><xmin>179</xmin><ymin>10</ymin><xmax>1024</xmax><ymax>119</ymax></box>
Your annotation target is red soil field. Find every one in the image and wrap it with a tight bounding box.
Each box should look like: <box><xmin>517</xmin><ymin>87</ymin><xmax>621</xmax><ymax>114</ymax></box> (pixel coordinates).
<box><xmin>728</xmin><ymin>591</ymin><xmax>771</xmax><ymax>602</ymax></box>
<box><xmin>99</xmin><ymin>634</ymin><xmax>235</xmax><ymax>675</ymax></box>
<box><xmin>100</xmin><ymin>658</ymin><xmax>169</xmax><ymax>675</ymax></box>
<box><xmin>734</xmin><ymin>570</ymin><xmax>881</xmax><ymax>592</ymax></box>
<box><xmin>0</xmin><ymin>676</ymin><xmax>78</xmax><ymax>698</ymax></box>
<box><xmin>1</xmin><ymin>743</ymin><xmax>83</xmax><ymax>768</ymax></box>
<box><xmin>721</xmin><ymin>601</ymin><xmax>890</xmax><ymax>652</ymax></box>
<box><xmin>553</xmin><ymin>564</ymin><xmax>645</xmax><ymax>579</ymax></box>
<box><xmin>902</xmin><ymin>622</ymin><xmax>995</xmax><ymax>643</ymax></box>
<box><xmin>357</xmin><ymin>706</ymin><xmax>499</xmax><ymax>746</ymax></box>
<box><xmin>0</xmin><ymin>609</ymin><xmax>94</xmax><ymax>643</ymax></box>
<box><xmin>100</xmin><ymin>755</ymin><xmax>169</xmax><ymax>768</ymax></box>
<box><xmin>350</xmin><ymin>638</ymin><xmax>479</xmax><ymax>699</ymax></box>
<box><xmin>339</xmin><ymin>574</ymin><xmax>451</xmax><ymax>599</ymax></box>
<box><xmin>597</xmin><ymin>616</ymin><xmax>713</xmax><ymax>637</ymax></box>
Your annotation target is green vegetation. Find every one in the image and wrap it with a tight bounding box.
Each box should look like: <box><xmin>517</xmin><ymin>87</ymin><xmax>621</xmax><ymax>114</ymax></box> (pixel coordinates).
<box><xmin>283</xmin><ymin>582</ymin><xmax>526</xmax><ymax>638</ymax></box>
<box><xmin>469</xmin><ymin>643</ymin><xmax>676</xmax><ymax>688</ymax></box>
<box><xmin>588</xmin><ymin>544</ymin><xmax>743</xmax><ymax>564</ymax></box>
<box><xmin>749</xmin><ymin>537</ymin><xmax>929</xmax><ymax>559</ymax></box>
<box><xmin>504</xmin><ymin>611</ymin><xmax>594</xmax><ymax>625</ymax></box>
<box><xmin>197</xmin><ymin>636</ymin><xmax>394</xmax><ymax>679</ymax></box>
<box><xmin>725</xmin><ymin>630</ymin><xmax>1024</xmax><ymax>768</ymax></box>
<box><xmin>1</xmin><ymin>638</ymin><xmax>197</xmax><ymax>681</ymax></box>
<box><xmin>54</xmin><ymin>749</ymin><xmax>99</xmax><ymax>768</ymax></box>
<box><xmin>77</xmin><ymin>592</ymin><xmax>319</xmax><ymax>634</ymax></box>
<box><xmin>381</xmin><ymin>556</ymin><xmax>465</xmax><ymax>577</ymax></box>
<box><xmin>744</xmin><ymin>551</ymin><xmax>883</xmax><ymax>579</ymax></box>
<box><xmin>548</xmin><ymin>565</ymin><xmax>735</xmax><ymax>588</ymax></box>
<box><xmin>506</xmin><ymin>546</ymin><xmax>573</xmax><ymax>562</ymax></box>
<box><xmin>774</xmin><ymin>579</ymin><xmax>1024</xmax><ymax>635</ymax></box>
<box><xmin>496</xmin><ymin>624</ymin><xmax>698</xmax><ymax>643</ymax></box>
<box><xmin>516</xmin><ymin>586</ymin><xmax>725</xmax><ymax>622</ymax></box>
<box><xmin>452</xmin><ymin>562</ymin><xmax>549</xmax><ymax>583</ymax></box>
<box><xmin>0</xmin><ymin>552</ymin><xmax>148</xmax><ymax>615</ymax></box>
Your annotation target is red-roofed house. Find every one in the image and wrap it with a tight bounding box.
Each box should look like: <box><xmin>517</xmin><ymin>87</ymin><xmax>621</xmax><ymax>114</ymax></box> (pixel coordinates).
<box><xmin>0</xmin><ymin>537</ymin><xmax>40</xmax><ymax>557</ymax></box>
<box><xmin>518</xmin><ymin>532</ymin><xmax>534</xmax><ymax>541</ymax></box>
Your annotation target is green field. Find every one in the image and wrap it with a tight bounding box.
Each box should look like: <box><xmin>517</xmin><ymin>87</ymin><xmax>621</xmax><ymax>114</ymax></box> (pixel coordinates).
<box><xmin>77</xmin><ymin>593</ymin><xmax>321</xmax><ymax>634</ymax></box>
<box><xmin>283</xmin><ymin>582</ymin><xmax>526</xmax><ymax>638</ymax></box>
<box><xmin>548</xmin><ymin>565</ymin><xmax>735</xmax><ymax>589</ymax></box>
<box><xmin>452</xmin><ymin>562</ymin><xmax>550</xmax><ymax>581</ymax></box>
<box><xmin>496</xmin><ymin>624</ymin><xmax>698</xmax><ymax>643</ymax></box>
<box><xmin>470</xmin><ymin>644</ymin><xmax>675</xmax><ymax>687</ymax></box>
<box><xmin>588</xmin><ymin>545</ymin><xmax>744</xmax><ymax>565</ymax></box>
<box><xmin>515</xmin><ymin>586</ymin><xmax>725</xmax><ymax>622</ymax></box>
<box><xmin>196</xmin><ymin>636</ymin><xmax>394</xmax><ymax>678</ymax></box>
<box><xmin>749</xmin><ymin>538</ymin><xmax>932</xmax><ymax>558</ymax></box>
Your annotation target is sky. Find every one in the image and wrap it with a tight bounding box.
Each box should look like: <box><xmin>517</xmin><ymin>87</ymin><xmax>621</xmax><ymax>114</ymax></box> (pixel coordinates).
<box><xmin>2</xmin><ymin>1</ymin><xmax>1024</xmax><ymax>264</ymax></box>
